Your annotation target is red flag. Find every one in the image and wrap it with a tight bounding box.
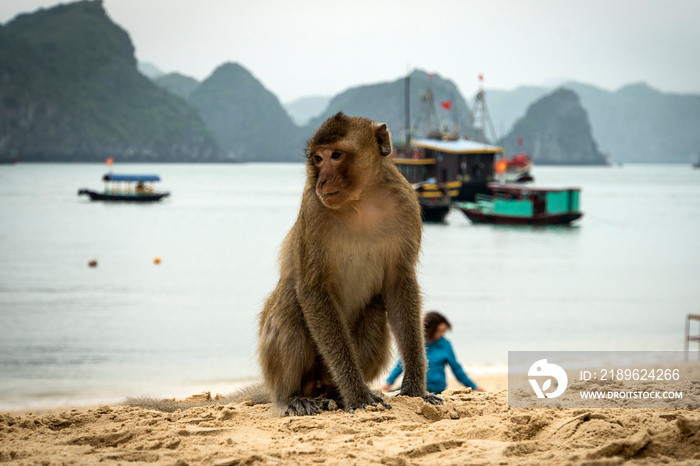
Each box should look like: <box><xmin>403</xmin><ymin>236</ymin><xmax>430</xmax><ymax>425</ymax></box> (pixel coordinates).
<box><xmin>478</xmin><ymin>73</ymin><xmax>484</xmax><ymax>82</ymax></box>
<box><xmin>440</xmin><ymin>101</ymin><xmax>452</xmax><ymax>110</ymax></box>
<box><xmin>517</xmin><ymin>136</ymin><xmax>523</xmax><ymax>146</ymax></box>
<box><xmin>106</xmin><ymin>157</ymin><xmax>114</xmax><ymax>166</ymax></box>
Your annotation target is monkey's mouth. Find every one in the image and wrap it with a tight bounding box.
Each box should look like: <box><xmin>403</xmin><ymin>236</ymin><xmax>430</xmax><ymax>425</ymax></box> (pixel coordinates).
<box><xmin>319</xmin><ymin>191</ymin><xmax>340</xmax><ymax>197</ymax></box>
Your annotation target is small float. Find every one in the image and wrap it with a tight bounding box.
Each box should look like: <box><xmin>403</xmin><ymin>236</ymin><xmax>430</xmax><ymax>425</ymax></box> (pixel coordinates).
<box><xmin>455</xmin><ymin>183</ymin><xmax>583</xmax><ymax>225</ymax></box>
<box><xmin>78</xmin><ymin>173</ymin><xmax>170</xmax><ymax>202</ymax></box>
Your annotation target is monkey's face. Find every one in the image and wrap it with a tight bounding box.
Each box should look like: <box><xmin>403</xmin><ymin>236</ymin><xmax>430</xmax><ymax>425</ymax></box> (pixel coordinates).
<box><xmin>307</xmin><ymin>113</ymin><xmax>393</xmax><ymax>210</ymax></box>
<box><xmin>311</xmin><ymin>146</ymin><xmax>357</xmax><ymax>209</ymax></box>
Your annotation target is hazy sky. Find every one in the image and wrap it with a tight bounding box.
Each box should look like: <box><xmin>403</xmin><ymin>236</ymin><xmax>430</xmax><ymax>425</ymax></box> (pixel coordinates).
<box><xmin>2</xmin><ymin>0</ymin><xmax>699</xmax><ymax>103</ymax></box>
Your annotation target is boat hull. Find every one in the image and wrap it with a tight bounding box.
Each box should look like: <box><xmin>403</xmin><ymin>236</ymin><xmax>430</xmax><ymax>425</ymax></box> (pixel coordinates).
<box><xmin>78</xmin><ymin>189</ymin><xmax>170</xmax><ymax>202</ymax></box>
<box><xmin>459</xmin><ymin>208</ymin><xmax>582</xmax><ymax>225</ymax></box>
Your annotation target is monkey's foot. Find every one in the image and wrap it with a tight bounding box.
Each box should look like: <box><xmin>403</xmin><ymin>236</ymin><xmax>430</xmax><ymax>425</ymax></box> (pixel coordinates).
<box><xmin>284</xmin><ymin>397</ymin><xmax>338</xmax><ymax>416</ymax></box>
<box><xmin>423</xmin><ymin>393</ymin><xmax>444</xmax><ymax>405</ymax></box>
<box><xmin>284</xmin><ymin>397</ymin><xmax>323</xmax><ymax>416</ymax></box>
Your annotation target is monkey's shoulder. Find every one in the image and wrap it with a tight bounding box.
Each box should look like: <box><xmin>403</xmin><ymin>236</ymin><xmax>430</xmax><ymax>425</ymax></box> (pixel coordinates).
<box><xmin>344</xmin><ymin>191</ymin><xmax>416</xmax><ymax>235</ymax></box>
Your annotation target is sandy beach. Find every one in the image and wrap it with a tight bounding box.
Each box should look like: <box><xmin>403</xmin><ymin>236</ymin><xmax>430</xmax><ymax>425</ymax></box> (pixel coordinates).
<box><xmin>2</xmin><ymin>372</ymin><xmax>700</xmax><ymax>465</ymax></box>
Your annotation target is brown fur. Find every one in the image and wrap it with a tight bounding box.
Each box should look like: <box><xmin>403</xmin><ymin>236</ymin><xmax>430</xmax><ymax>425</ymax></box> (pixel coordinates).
<box><xmin>258</xmin><ymin>112</ymin><xmax>441</xmax><ymax>416</ymax></box>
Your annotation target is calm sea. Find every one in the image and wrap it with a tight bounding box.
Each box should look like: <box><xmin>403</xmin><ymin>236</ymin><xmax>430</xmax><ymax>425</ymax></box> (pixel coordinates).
<box><xmin>1</xmin><ymin>163</ymin><xmax>698</xmax><ymax>411</ymax></box>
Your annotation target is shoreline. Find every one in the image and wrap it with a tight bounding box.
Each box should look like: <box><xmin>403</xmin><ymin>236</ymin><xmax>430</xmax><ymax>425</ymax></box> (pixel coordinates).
<box><xmin>5</xmin><ymin>356</ymin><xmax>696</xmax><ymax>415</ymax></box>
<box><xmin>2</xmin><ymin>385</ymin><xmax>699</xmax><ymax>464</ymax></box>
<box><xmin>3</xmin><ymin>371</ymin><xmax>509</xmax><ymax>417</ymax></box>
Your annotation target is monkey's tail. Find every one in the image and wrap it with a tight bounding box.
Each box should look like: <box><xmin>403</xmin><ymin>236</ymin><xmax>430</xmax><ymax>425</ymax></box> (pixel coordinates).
<box><xmin>221</xmin><ymin>382</ymin><xmax>270</xmax><ymax>405</ymax></box>
<box><xmin>123</xmin><ymin>383</ymin><xmax>271</xmax><ymax>413</ymax></box>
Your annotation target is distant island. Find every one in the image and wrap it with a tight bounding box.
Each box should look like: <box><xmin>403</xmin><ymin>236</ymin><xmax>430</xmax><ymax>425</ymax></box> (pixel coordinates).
<box><xmin>499</xmin><ymin>89</ymin><xmax>608</xmax><ymax>165</ymax></box>
<box><xmin>0</xmin><ymin>1</ymin><xmax>222</xmax><ymax>162</ymax></box>
<box><xmin>2</xmin><ymin>0</ymin><xmax>699</xmax><ymax>164</ymax></box>
<box><xmin>485</xmin><ymin>82</ymin><xmax>700</xmax><ymax>164</ymax></box>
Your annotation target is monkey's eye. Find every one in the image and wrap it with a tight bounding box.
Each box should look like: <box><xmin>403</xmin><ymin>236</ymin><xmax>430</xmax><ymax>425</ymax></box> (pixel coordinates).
<box><xmin>313</xmin><ymin>154</ymin><xmax>322</xmax><ymax>163</ymax></box>
<box><xmin>331</xmin><ymin>151</ymin><xmax>342</xmax><ymax>160</ymax></box>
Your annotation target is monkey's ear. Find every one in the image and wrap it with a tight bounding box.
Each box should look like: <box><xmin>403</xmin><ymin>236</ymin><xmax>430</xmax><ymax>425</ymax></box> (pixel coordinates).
<box><xmin>374</xmin><ymin>123</ymin><xmax>392</xmax><ymax>156</ymax></box>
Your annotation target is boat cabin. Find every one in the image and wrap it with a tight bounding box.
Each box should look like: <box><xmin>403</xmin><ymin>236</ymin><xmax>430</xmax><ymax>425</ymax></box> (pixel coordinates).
<box><xmin>487</xmin><ymin>184</ymin><xmax>581</xmax><ymax>217</ymax></box>
<box><xmin>393</xmin><ymin>138</ymin><xmax>505</xmax><ymax>202</ymax></box>
<box><xmin>102</xmin><ymin>174</ymin><xmax>161</xmax><ymax>194</ymax></box>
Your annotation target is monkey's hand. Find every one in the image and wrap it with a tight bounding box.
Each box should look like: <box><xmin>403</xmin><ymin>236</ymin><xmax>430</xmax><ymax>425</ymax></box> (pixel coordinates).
<box><xmin>398</xmin><ymin>386</ymin><xmax>444</xmax><ymax>406</ymax></box>
<box><xmin>423</xmin><ymin>393</ymin><xmax>444</xmax><ymax>405</ymax></box>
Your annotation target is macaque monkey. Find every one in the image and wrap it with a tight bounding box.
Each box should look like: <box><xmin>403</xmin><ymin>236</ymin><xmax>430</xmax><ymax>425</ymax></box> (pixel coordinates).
<box><xmin>258</xmin><ymin>112</ymin><xmax>442</xmax><ymax>415</ymax></box>
<box><xmin>124</xmin><ymin>113</ymin><xmax>441</xmax><ymax>415</ymax></box>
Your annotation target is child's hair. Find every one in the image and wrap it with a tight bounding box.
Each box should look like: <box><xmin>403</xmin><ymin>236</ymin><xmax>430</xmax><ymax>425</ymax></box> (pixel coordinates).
<box><xmin>423</xmin><ymin>311</ymin><xmax>452</xmax><ymax>342</ymax></box>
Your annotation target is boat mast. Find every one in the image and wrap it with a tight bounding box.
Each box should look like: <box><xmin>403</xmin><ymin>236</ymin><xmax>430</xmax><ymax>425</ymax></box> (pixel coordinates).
<box><xmin>413</xmin><ymin>77</ymin><xmax>441</xmax><ymax>139</ymax></box>
<box><xmin>451</xmin><ymin>91</ymin><xmax>460</xmax><ymax>135</ymax></box>
<box><xmin>468</xmin><ymin>74</ymin><xmax>498</xmax><ymax>144</ymax></box>
<box><xmin>404</xmin><ymin>74</ymin><xmax>411</xmax><ymax>150</ymax></box>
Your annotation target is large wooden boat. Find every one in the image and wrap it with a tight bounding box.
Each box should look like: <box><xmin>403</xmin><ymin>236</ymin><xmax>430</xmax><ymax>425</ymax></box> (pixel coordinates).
<box><xmin>455</xmin><ymin>183</ymin><xmax>583</xmax><ymax>225</ymax></box>
<box><xmin>391</xmin><ymin>73</ymin><xmax>508</xmax><ymax>221</ymax></box>
<box><xmin>78</xmin><ymin>174</ymin><xmax>170</xmax><ymax>202</ymax></box>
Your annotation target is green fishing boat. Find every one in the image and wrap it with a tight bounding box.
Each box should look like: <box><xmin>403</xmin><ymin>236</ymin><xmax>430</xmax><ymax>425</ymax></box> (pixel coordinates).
<box><xmin>455</xmin><ymin>183</ymin><xmax>583</xmax><ymax>225</ymax></box>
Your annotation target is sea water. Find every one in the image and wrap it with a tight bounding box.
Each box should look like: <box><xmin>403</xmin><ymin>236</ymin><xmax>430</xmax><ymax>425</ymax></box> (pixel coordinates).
<box><xmin>1</xmin><ymin>163</ymin><xmax>698</xmax><ymax>411</ymax></box>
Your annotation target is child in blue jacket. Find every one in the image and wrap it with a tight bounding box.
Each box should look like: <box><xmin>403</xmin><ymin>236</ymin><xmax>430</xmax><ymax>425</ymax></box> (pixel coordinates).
<box><xmin>381</xmin><ymin>311</ymin><xmax>485</xmax><ymax>394</ymax></box>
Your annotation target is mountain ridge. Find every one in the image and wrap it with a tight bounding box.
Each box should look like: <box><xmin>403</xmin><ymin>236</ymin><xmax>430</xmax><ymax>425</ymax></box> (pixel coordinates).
<box><xmin>187</xmin><ymin>62</ymin><xmax>303</xmax><ymax>162</ymax></box>
<box><xmin>4</xmin><ymin>0</ymin><xmax>698</xmax><ymax>164</ymax></box>
<box><xmin>302</xmin><ymin>70</ymin><xmax>472</xmax><ymax>145</ymax></box>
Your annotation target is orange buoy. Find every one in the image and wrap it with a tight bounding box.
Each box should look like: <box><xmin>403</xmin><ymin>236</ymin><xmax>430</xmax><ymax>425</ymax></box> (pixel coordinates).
<box><xmin>153</xmin><ymin>257</ymin><xmax>161</xmax><ymax>265</ymax></box>
<box><xmin>88</xmin><ymin>259</ymin><xmax>98</xmax><ymax>267</ymax></box>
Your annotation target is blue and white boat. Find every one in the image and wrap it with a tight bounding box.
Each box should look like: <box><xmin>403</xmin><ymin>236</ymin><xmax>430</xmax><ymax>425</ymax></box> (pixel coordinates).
<box><xmin>78</xmin><ymin>173</ymin><xmax>170</xmax><ymax>202</ymax></box>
